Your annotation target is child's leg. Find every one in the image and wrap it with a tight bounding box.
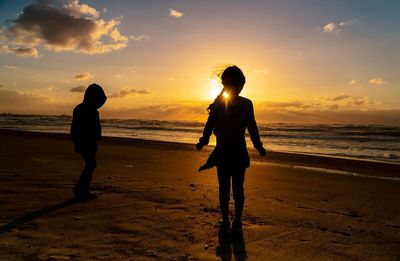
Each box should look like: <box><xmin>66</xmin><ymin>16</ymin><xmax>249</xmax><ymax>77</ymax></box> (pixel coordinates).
<box><xmin>232</xmin><ymin>168</ymin><xmax>246</xmax><ymax>221</ymax></box>
<box><xmin>75</xmin><ymin>151</ymin><xmax>97</xmax><ymax>194</ymax></box>
<box><xmin>217</xmin><ymin>166</ymin><xmax>231</xmax><ymax>223</ymax></box>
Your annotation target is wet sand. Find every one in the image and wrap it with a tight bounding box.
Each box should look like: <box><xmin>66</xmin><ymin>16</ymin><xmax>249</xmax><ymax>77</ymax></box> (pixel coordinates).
<box><xmin>0</xmin><ymin>129</ymin><xmax>399</xmax><ymax>260</ymax></box>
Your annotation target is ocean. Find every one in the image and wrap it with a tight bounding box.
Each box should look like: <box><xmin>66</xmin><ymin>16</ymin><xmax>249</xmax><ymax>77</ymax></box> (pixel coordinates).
<box><xmin>0</xmin><ymin>114</ymin><xmax>399</xmax><ymax>164</ymax></box>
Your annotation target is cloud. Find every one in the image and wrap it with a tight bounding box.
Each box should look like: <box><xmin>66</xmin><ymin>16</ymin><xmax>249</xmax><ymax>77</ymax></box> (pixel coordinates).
<box><xmin>169</xmin><ymin>8</ymin><xmax>183</xmax><ymax>18</ymax></box>
<box><xmin>315</xmin><ymin>94</ymin><xmax>375</xmax><ymax>109</ymax></box>
<box><xmin>264</xmin><ymin>95</ymin><xmax>375</xmax><ymax>112</ymax></box>
<box><xmin>129</xmin><ymin>34</ymin><xmax>150</xmax><ymax>41</ymax></box>
<box><xmin>347</xmin><ymin>96</ymin><xmax>374</xmax><ymax>106</ymax></box>
<box><xmin>256</xmin><ymin>97</ymin><xmax>396</xmax><ymax>124</ymax></box>
<box><xmin>0</xmin><ymin>88</ymin><xmax>75</xmax><ymax>114</ymax></box>
<box><xmin>0</xmin><ymin>45</ymin><xmax>39</xmax><ymax>58</ymax></box>
<box><xmin>75</xmin><ymin>72</ymin><xmax>93</xmax><ymax>81</ymax></box>
<box><xmin>323</xmin><ymin>20</ymin><xmax>355</xmax><ymax>33</ymax></box>
<box><xmin>62</xmin><ymin>0</ymin><xmax>99</xmax><ymax>18</ymax></box>
<box><xmin>1</xmin><ymin>0</ymin><xmax>130</xmax><ymax>57</ymax></box>
<box><xmin>326</xmin><ymin>94</ymin><xmax>350</xmax><ymax>101</ymax></box>
<box><xmin>339</xmin><ymin>20</ymin><xmax>355</xmax><ymax>27</ymax></box>
<box><xmin>255</xmin><ymin>108</ymin><xmax>400</xmax><ymax>125</ymax></box>
<box><xmin>262</xmin><ymin>101</ymin><xmax>304</xmax><ymax>108</ymax></box>
<box><xmin>70</xmin><ymin>85</ymin><xmax>86</xmax><ymax>92</ymax></box>
<box><xmin>102</xmin><ymin>103</ymin><xmax>206</xmax><ymax>120</ymax></box>
<box><xmin>0</xmin><ymin>89</ymin><xmax>50</xmax><ymax>108</ymax></box>
<box><xmin>261</xmin><ymin>100</ymin><xmax>344</xmax><ymax>111</ymax></box>
<box><xmin>0</xmin><ymin>89</ymin><xmax>204</xmax><ymax>120</ymax></box>
<box><xmin>369</xmin><ymin>77</ymin><xmax>387</xmax><ymax>86</ymax></box>
<box><xmin>109</xmin><ymin>88</ymin><xmax>150</xmax><ymax>98</ymax></box>
<box><xmin>4</xmin><ymin>65</ymin><xmax>18</xmax><ymax>69</ymax></box>
<box><xmin>328</xmin><ymin>104</ymin><xmax>339</xmax><ymax>110</ymax></box>
<box><xmin>254</xmin><ymin>69</ymin><xmax>269</xmax><ymax>75</ymax></box>
<box><xmin>349</xmin><ymin>79</ymin><xmax>357</xmax><ymax>85</ymax></box>
<box><xmin>45</xmin><ymin>84</ymin><xmax>55</xmax><ymax>91</ymax></box>
<box><xmin>115</xmin><ymin>74</ymin><xmax>123</xmax><ymax>78</ymax></box>
<box><xmin>0</xmin><ymin>28</ymin><xmax>7</xmax><ymax>42</ymax></box>
<box><xmin>323</xmin><ymin>22</ymin><xmax>336</xmax><ymax>33</ymax></box>
<box><xmin>0</xmin><ymin>89</ymin><xmax>398</xmax><ymax>125</ymax></box>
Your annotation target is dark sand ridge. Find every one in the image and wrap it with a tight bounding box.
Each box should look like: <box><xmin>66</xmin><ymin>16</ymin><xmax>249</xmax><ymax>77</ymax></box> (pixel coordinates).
<box><xmin>0</xmin><ymin>130</ymin><xmax>399</xmax><ymax>260</ymax></box>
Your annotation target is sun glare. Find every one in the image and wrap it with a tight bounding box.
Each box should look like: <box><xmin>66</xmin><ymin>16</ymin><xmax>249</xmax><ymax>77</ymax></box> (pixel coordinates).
<box><xmin>222</xmin><ymin>91</ymin><xmax>229</xmax><ymax>99</ymax></box>
<box><xmin>209</xmin><ymin>78</ymin><xmax>222</xmax><ymax>99</ymax></box>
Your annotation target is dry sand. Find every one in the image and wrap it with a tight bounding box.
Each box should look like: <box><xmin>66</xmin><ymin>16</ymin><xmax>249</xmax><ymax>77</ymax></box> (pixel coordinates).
<box><xmin>0</xmin><ymin>129</ymin><xmax>399</xmax><ymax>260</ymax></box>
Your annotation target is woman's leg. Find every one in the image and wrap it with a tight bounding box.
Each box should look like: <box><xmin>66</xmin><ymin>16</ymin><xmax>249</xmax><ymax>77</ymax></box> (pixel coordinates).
<box><xmin>232</xmin><ymin>168</ymin><xmax>246</xmax><ymax>221</ymax></box>
<box><xmin>217</xmin><ymin>166</ymin><xmax>231</xmax><ymax>223</ymax></box>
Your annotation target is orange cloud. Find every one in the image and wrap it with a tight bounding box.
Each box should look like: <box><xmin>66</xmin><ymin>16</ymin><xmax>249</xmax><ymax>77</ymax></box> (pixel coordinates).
<box><xmin>109</xmin><ymin>88</ymin><xmax>150</xmax><ymax>98</ymax></box>
<box><xmin>0</xmin><ymin>45</ymin><xmax>39</xmax><ymax>58</ymax></box>
<box><xmin>0</xmin><ymin>88</ymin><xmax>398</xmax><ymax>124</ymax></box>
<box><xmin>349</xmin><ymin>79</ymin><xmax>357</xmax><ymax>85</ymax></box>
<box><xmin>323</xmin><ymin>22</ymin><xmax>336</xmax><ymax>33</ymax></box>
<box><xmin>75</xmin><ymin>72</ymin><xmax>93</xmax><ymax>81</ymax></box>
<box><xmin>63</xmin><ymin>0</ymin><xmax>99</xmax><ymax>18</ymax></box>
<box><xmin>170</xmin><ymin>8</ymin><xmax>183</xmax><ymax>18</ymax></box>
<box><xmin>70</xmin><ymin>85</ymin><xmax>86</xmax><ymax>92</ymax></box>
<box><xmin>369</xmin><ymin>77</ymin><xmax>387</xmax><ymax>86</ymax></box>
<box><xmin>129</xmin><ymin>35</ymin><xmax>150</xmax><ymax>41</ymax></box>
<box><xmin>2</xmin><ymin>0</ymin><xmax>130</xmax><ymax>57</ymax></box>
<box><xmin>323</xmin><ymin>20</ymin><xmax>355</xmax><ymax>33</ymax></box>
<box><xmin>326</xmin><ymin>94</ymin><xmax>350</xmax><ymax>101</ymax></box>
<box><xmin>254</xmin><ymin>69</ymin><xmax>269</xmax><ymax>75</ymax></box>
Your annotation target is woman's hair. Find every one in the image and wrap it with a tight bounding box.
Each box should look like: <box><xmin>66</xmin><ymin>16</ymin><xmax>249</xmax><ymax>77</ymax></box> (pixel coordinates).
<box><xmin>221</xmin><ymin>66</ymin><xmax>246</xmax><ymax>91</ymax></box>
<box><xmin>207</xmin><ymin>65</ymin><xmax>245</xmax><ymax>112</ymax></box>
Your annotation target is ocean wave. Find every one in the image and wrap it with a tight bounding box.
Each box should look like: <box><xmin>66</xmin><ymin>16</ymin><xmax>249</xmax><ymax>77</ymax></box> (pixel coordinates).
<box><xmin>1</xmin><ymin>114</ymin><xmax>399</xmax><ymax>163</ymax></box>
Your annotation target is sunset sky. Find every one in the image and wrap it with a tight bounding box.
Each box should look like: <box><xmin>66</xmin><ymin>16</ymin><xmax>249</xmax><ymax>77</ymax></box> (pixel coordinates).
<box><xmin>0</xmin><ymin>0</ymin><xmax>399</xmax><ymax>124</ymax></box>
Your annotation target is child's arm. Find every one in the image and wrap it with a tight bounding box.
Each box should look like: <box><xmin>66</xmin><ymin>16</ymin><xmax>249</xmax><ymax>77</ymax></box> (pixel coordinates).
<box><xmin>247</xmin><ymin>101</ymin><xmax>266</xmax><ymax>156</ymax></box>
<box><xmin>196</xmin><ymin>109</ymin><xmax>216</xmax><ymax>150</ymax></box>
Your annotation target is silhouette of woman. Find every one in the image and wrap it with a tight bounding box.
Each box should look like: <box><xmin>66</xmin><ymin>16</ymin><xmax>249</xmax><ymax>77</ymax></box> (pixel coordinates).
<box><xmin>197</xmin><ymin>66</ymin><xmax>266</xmax><ymax>235</ymax></box>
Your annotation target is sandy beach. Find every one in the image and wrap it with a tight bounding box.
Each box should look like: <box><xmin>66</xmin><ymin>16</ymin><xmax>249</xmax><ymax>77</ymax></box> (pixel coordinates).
<box><xmin>0</xmin><ymin>129</ymin><xmax>399</xmax><ymax>260</ymax></box>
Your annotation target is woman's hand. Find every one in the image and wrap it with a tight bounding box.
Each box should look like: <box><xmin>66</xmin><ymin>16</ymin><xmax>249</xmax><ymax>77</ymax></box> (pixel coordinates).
<box><xmin>196</xmin><ymin>142</ymin><xmax>204</xmax><ymax>150</ymax></box>
<box><xmin>256</xmin><ymin>146</ymin><xmax>267</xmax><ymax>156</ymax></box>
<box><xmin>196</xmin><ymin>137</ymin><xmax>209</xmax><ymax>150</ymax></box>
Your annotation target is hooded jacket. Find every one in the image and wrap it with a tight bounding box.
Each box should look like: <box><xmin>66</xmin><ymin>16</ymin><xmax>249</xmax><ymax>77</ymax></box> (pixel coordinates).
<box><xmin>70</xmin><ymin>84</ymin><xmax>107</xmax><ymax>153</ymax></box>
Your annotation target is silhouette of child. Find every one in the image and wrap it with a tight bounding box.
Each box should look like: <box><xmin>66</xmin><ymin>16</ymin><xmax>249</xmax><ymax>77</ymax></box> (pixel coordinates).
<box><xmin>70</xmin><ymin>83</ymin><xmax>107</xmax><ymax>200</ymax></box>
<box><xmin>196</xmin><ymin>66</ymin><xmax>266</xmax><ymax>235</ymax></box>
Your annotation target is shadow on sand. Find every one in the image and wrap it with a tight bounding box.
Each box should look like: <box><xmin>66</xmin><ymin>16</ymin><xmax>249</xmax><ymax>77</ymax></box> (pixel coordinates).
<box><xmin>216</xmin><ymin>229</ymin><xmax>247</xmax><ymax>261</ymax></box>
<box><xmin>0</xmin><ymin>197</ymin><xmax>83</xmax><ymax>234</ymax></box>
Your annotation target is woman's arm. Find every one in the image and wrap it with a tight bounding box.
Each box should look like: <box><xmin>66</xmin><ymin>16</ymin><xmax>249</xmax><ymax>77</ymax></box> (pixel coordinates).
<box><xmin>247</xmin><ymin>101</ymin><xmax>266</xmax><ymax>156</ymax></box>
<box><xmin>196</xmin><ymin>109</ymin><xmax>216</xmax><ymax>150</ymax></box>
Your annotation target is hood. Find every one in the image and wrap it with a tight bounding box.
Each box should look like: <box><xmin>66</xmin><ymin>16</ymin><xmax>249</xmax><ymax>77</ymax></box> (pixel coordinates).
<box><xmin>83</xmin><ymin>83</ymin><xmax>107</xmax><ymax>109</ymax></box>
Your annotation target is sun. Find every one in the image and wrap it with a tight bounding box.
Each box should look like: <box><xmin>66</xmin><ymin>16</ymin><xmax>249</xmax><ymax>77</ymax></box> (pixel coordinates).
<box><xmin>208</xmin><ymin>78</ymin><xmax>223</xmax><ymax>99</ymax></box>
<box><xmin>222</xmin><ymin>91</ymin><xmax>229</xmax><ymax>99</ymax></box>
